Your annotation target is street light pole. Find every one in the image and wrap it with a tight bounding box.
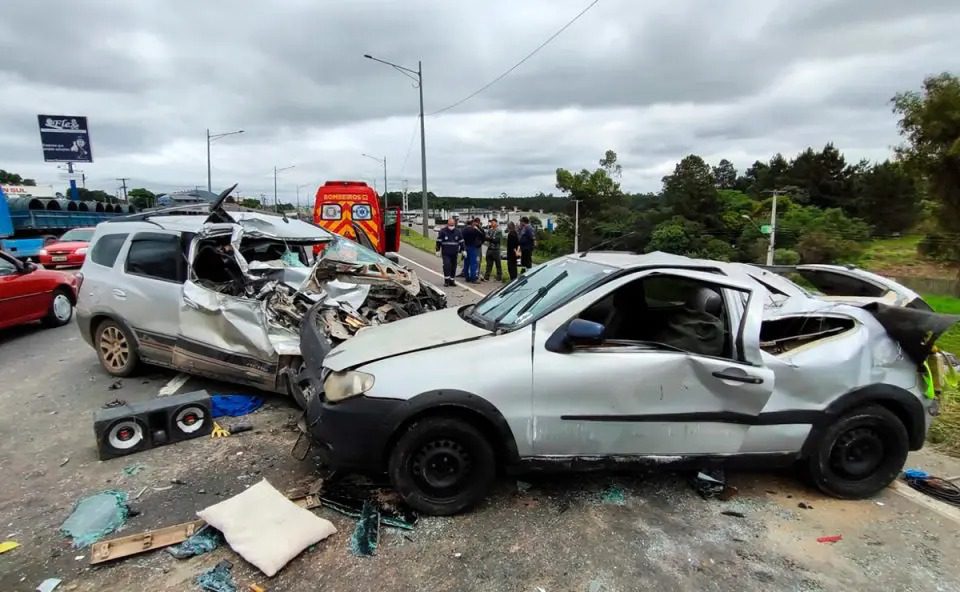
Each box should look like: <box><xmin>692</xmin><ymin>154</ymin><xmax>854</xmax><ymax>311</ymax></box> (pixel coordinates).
<box><xmin>363</xmin><ymin>53</ymin><xmax>429</xmax><ymax>236</ymax></box>
<box><xmin>206</xmin><ymin>128</ymin><xmax>244</xmax><ymax>192</ymax></box>
<box><xmin>766</xmin><ymin>190</ymin><xmax>779</xmax><ymax>266</ymax></box>
<box><xmin>273</xmin><ymin>164</ymin><xmax>295</xmax><ymax>213</ymax></box>
<box><xmin>572</xmin><ymin>199</ymin><xmax>582</xmax><ymax>253</ymax></box>
<box><xmin>362</xmin><ymin>153</ymin><xmax>388</xmax><ymax>211</ymax></box>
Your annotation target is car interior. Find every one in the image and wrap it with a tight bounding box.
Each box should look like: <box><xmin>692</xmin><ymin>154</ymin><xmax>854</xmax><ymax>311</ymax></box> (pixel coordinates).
<box><xmin>578</xmin><ymin>275</ymin><xmax>730</xmax><ymax>358</ymax></box>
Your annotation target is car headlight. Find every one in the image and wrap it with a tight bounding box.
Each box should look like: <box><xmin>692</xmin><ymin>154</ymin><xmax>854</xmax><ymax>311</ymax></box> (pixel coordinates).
<box><xmin>38</xmin><ymin>249</ymin><xmax>48</xmax><ymax>256</ymax></box>
<box><xmin>323</xmin><ymin>370</ymin><xmax>375</xmax><ymax>403</ymax></box>
<box><xmin>75</xmin><ymin>247</ymin><xmax>88</xmax><ymax>255</ymax></box>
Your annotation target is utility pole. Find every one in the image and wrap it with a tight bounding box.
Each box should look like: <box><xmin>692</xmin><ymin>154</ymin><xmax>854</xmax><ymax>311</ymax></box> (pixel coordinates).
<box><xmin>766</xmin><ymin>190</ymin><xmax>779</xmax><ymax>266</ymax></box>
<box><xmin>402</xmin><ymin>179</ymin><xmax>409</xmax><ymax>212</ymax></box>
<box><xmin>364</xmin><ymin>54</ymin><xmax>428</xmax><ymax>235</ymax></box>
<box><xmin>67</xmin><ymin>162</ymin><xmax>78</xmax><ymax>201</ymax></box>
<box><xmin>572</xmin><ymin>199</ymin><xmax>582</xmax><ymax>253</ymax></box>
<box><xmin>116</xmin><ymin>177</ymin><xmax>129</xmax><ymax>202</ymax></box>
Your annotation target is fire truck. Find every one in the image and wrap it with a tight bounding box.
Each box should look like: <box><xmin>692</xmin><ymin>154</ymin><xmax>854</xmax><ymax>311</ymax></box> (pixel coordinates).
<box><xmin>314</xmin><ymin>181</ymin><xmax>401</xmax><ymax>256</ymax></box>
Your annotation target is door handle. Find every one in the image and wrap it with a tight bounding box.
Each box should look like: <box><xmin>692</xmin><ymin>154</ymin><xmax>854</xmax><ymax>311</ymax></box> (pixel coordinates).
<box><xmin>112</xmin><ymin>288</ymin><xmax>126</xmax><ymax>299</ymax></box>
<box><xmin>712</xmin><ymin>370</ymin><xmax>763</xmax><ymax>384</ymax></box>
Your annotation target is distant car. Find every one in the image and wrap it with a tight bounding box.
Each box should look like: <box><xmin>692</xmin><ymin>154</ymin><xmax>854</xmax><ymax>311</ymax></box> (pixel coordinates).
<box><xmin>0</xmin><ymin>250</ymin><xmax>79</xmax><ymax>331</ymax></box>
<box><xmin>38</xmin><ymin>227</ymin><xmax>96</xmax><ymax>268</ymax></box>
<box><xmin>299</xmin><ymin>251</ymin><xmax>958</xmax><ymax>515</ymax></box>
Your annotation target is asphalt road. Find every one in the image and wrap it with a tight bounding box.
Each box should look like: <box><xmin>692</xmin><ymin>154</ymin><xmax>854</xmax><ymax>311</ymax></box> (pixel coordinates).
<box><xmin>3</xmin><ymin>257</ymin><xmax>960</xmax><ymax>591</ymax></box>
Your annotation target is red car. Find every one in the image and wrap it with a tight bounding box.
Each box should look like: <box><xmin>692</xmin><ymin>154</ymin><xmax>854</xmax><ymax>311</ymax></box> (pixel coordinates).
<box><xmin>0</xmin><ymin>250</ymin><xmax>79</xmax><ymax>330</ymax></box>
<box><xmin>38</xmin><ymin>227</ymin><xmax>96</xmax><ymax>268</ymax></box>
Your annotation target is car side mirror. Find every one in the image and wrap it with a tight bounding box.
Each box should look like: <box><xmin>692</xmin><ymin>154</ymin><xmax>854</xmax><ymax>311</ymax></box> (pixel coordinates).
<box><xmin>22</xmin><ymin>261</ymin><xmax>38</xmax><ymax>273</ymax></box>
<box><xmin>567</xmin><ymin>319</ymin><xmax>605</xmax><ymax>345</ymax></box>
<box><xmin>384</xmin><ymin>252</ymin><xmax>400</xmax><ymax>264</ymax></box>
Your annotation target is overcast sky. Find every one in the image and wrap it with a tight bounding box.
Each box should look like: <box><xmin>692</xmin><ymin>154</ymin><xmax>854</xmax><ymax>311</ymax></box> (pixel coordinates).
<box><xmin>1</xmin><ymin>0</ymin><xmax>958</xmax><ymax>201</ymax></box>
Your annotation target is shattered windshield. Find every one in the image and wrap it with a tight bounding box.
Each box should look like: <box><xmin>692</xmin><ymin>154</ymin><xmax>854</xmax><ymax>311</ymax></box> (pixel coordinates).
<box><xmin>471</xmin><ymin>257</ymin><xmax>615</xmax><ymax>329</ymax></box>
<box><xmin>319</xmin><ymin>236</ymin><xmax>402</xmax><ymax>271</ymax></box>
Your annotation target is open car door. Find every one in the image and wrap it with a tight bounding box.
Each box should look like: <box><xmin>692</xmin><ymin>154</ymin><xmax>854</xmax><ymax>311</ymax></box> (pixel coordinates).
<box><xmin>383</xmin><ymin>206</ymin><xmax>402</xmax><ymax>254</ymax></box>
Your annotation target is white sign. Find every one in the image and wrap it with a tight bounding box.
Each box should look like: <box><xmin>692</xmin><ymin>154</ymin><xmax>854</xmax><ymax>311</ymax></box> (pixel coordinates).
<box><xmin>1</xmin><ymin>184</ymin><xmax>57</xmax><ymax>198</ymax></box>
<box><xmin>57</xmin><ymin>173</ymin><xmax>83</xmax><ymax>181</ymax></box>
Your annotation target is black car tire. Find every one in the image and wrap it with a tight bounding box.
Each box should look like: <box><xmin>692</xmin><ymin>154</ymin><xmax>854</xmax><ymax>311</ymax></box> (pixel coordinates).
<box><xmin>95</xmin><ymin>319</ymin><xmax>140</xmax><ymax>377</ymax></box>
<box><xmin>388</xmin><ymin>416</ymin><xmax>496</xmax><ymax>516</ymax></box>
<box><xmin>806</xmin><ymin>405</ymin><xmax>908</xmax><ymax>499</ymax></box>
<box><xmin>42</xmin><ymin>288</ymin><xmax>74</xmax><ymax>327</ymax></box>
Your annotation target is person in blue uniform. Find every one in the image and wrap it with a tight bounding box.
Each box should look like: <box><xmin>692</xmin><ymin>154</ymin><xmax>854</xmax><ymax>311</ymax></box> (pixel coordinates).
<box><xmin>435</xmin><ymin>218</ymin><xmax>464</xmax><ymax>286</ymax></box>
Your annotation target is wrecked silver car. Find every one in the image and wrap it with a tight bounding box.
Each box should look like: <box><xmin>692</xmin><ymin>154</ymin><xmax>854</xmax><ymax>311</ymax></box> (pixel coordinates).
<box><xmin>76</xmin><ymin>187</ymin><xmax>445</xmax><ymax>403</ymax></box>
<box><xmin>298</xmin><ymin>250</ymin><xmax>957</xmax><ymax>515</ymax></box>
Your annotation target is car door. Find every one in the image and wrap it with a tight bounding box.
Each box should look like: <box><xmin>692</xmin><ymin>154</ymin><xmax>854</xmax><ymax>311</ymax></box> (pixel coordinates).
<box><xmin>171</xmin><ymin>228</ymin><xmax>280</xmax><ymax>391</ymax></box>
<box><xmin>113</xmin><ymin>231</ymin><xmax>187</xmax><ymax>364</ymax></box>
<box><xmin>531</xmin><ymin>269</ymin><xmax>774</xmax><ymax>457</ymax></box>
<box><xmin>0</xmin><ymin>252</ymin><xmax>49</xmax><ymax>326</ymax></box>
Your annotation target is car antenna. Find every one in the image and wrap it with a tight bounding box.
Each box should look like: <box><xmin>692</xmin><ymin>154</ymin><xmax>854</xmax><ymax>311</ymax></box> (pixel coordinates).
<box><xmin>578</xmin><ymin>231</ymin><xmax>637</xmax><ymax>258</ymax></box>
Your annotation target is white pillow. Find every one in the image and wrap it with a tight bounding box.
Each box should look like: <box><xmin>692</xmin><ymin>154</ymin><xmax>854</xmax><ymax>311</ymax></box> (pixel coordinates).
<box><xmin>198</xmin><ymin>479</ymin><xmax>337</xmax><ymax>577</ymax></box>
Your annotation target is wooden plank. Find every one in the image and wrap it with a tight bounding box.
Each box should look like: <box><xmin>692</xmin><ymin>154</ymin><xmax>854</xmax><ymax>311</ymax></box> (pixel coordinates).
<box><xmin>89</xmin><ymin>519</ymin><xmax>206</xmax><ymax>564</ymax></box>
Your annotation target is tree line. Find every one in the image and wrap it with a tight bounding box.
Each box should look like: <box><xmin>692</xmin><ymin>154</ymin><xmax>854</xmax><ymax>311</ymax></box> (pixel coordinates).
<box><xmin>538</xmin><ymin>72</ymin><xmax>960</xmax><ymax>266</ymax></box>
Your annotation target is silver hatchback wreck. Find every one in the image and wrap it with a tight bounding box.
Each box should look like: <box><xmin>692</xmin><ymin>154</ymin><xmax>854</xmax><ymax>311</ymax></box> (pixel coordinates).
<box><xmin>76</xmin><ymin>187</ymin><xmax>446</xmax><ymax>403</ymax></box>
<box><xmin>299</xmin><ymin>251</ymin><xmax>957</xmax><ymax>515</ymax></box>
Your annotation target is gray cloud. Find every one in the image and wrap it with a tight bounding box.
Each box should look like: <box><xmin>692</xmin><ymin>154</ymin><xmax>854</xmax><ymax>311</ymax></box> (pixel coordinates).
<box><xmin>0</xmin><ymin>0</ymin><xmax>957</xmax><ymax>199</ymax></box>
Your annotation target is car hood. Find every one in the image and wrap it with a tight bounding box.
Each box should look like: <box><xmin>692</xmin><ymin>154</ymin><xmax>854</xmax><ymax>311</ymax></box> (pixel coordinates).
<box><xmin>322</xmin><ymin>306</ymin><xmax>490</xmax><ymax>372</ymax></box>
<box><xmin>47</xmin><ymin>241</ymin><xmax>88</xmax><ymax>251</ymax></box>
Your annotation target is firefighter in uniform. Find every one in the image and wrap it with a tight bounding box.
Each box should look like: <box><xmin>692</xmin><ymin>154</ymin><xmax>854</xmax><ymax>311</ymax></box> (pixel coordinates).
<box><xmin>436</xmin><ymin>218</ymin><xmax>465</xmax><ymax>286</ymax></box>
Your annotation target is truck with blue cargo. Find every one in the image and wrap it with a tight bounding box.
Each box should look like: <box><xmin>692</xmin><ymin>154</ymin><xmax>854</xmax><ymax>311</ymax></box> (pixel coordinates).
<box><xmin>0</xmin><ymin>185</ymin><xmax>134</xmax><ymax>260</ymax></box>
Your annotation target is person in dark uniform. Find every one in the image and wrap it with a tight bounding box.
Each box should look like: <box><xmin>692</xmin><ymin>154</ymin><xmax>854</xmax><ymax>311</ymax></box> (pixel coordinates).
<box><xmin>435</xmin><ymin>218</ymin><xmax>464</xmax><ymax>286</ymax></box>
<box><xmin>483</xmin><ymin>218</ymin><xmax>503</xmax><ymax>281</ymax></box>
<box><xmin>518</xmin><ymin>216</ymin><xmax>535</xmax><ymax>272</ymax></box>
<box><xmin>506</xmin><ymin>221</ymin><xmax>520</xmax><ymax>281</ymax></box>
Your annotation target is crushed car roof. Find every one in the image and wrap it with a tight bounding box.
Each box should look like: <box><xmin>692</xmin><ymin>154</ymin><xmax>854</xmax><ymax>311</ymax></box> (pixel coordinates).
<box><xmin>105</xmin><ymin>211</ymin><xmax>334</xmax><ymax>241</ymax></box>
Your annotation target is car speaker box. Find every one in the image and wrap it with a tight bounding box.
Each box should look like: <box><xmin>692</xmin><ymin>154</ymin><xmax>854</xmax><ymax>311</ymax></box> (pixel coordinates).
<box><xmin>93</xmin><ymin>390</ymin><xmax>213</xmax><ymax>460</ymax></box>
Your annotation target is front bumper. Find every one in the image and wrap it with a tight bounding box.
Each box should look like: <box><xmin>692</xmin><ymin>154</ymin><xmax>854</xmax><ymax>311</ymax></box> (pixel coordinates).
<box><xmin>300</xmin><ymin>393</ymin><xmax>404</xmax><ymax>473</ymax></box>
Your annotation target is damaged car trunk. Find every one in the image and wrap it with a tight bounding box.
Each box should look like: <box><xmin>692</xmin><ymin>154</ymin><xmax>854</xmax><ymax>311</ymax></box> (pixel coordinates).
<box><xmin>174</xmin><ymin>211</ymin><xmax>445</xmax><ymax>401</ymax></box>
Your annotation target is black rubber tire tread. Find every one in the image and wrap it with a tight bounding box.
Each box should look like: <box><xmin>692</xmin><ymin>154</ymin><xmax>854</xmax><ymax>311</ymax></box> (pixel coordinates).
<box><xmin>42</xmin><ymin>287</ymin><xmax>73</xmax><ymax>328</ymax></box>
<box><xmin>388</xmin><ymin>416</ymin><xmax>496</xmax><ymax>516</ymax></box>
<box><xmin>806</xmin><ymin>404</ymin><xmax>908</xmax><ymax>499</ymax></box>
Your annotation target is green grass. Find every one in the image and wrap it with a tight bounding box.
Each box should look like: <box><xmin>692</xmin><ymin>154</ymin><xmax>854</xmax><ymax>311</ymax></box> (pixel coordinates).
<box><xmin>400</xmin><ymin>226</ymin><xmax>437</xmax><ymax>254</ymax></box>
<box><xmin>925</xmin><ymin>293</ymin><xmax>960</xmax><ymax>455</ymax></box>
<box><xmin>856</xmin><ymin>235</ymin><xmax>922</xmax><ymax>271</ymax></box>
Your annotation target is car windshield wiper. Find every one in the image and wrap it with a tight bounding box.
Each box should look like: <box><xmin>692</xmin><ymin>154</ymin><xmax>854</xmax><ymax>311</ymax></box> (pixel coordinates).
<box><xmin>491</xmin><ymin>271</ymin><xmax>569</xmax><ymax>332</ymax></box>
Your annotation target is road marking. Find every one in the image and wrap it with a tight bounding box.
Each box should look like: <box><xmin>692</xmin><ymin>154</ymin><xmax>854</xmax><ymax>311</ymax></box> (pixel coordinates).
<box><xmin>889</xmin><ymin>480</ymin><xmax>960</xmax><ymax>526</ymax></box>
<box><xmin>158</xmin><ymin>373</ymin><xmax>190</xmax><ymax>397</ymax></box>
<box><xmin>397</xmin><ymin>253</ymin><xmax>486</xmax><ymax>297</ymax></box>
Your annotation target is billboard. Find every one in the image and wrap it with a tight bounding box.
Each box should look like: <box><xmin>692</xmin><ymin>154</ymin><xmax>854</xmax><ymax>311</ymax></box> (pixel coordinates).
<box><xmin>37</xmin><ymin>115</ymin><xmax>93</xmax><ymax>163</ymax></box>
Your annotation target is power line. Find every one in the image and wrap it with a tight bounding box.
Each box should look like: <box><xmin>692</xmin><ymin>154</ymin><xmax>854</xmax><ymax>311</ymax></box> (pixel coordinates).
<box><xmin>399</xmin><ymin>113</ymin><xmax>421</xmax><ymax>177</ymax></box>
<box><xmin>428</xmin><ymin>0</ymin><xmax>602</xmax><ymax>116</ymax></box>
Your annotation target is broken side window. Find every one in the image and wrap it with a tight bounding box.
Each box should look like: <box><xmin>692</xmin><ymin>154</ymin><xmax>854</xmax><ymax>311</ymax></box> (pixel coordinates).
<box><xmin>759</xmin><ymin>315</ymin><xmax>856</xmax><ymax>355</ymax></box>
<box><xmin>578</xmin><ymin>274</ymin><xmax>732</xmax><ymax>359</ymax></box>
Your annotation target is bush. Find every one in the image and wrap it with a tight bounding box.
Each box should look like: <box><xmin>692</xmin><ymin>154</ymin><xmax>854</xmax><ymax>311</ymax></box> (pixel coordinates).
<box><xmin>918</xmin><ymin>232</ymin><xmax>960</xmax><ymax>261</ymax></box>
<box><xmin>773</xmin><ymin>248</ymin><xmax>800</xmax><ymax>265</ymax></box>
<box><xmin>797</xmin><ymin>232</ymin><xmax>863</xmax><ymax>264</ymax></box>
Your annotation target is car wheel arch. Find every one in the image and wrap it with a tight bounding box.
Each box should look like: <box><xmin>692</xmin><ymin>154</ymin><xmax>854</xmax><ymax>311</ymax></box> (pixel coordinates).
<box><xmin>803</xmin><ymin>383</ymin><xmax>926</xmax><ymax>455</ymax></box>
<box><xmin>383</xmin><ymin>390</ymin><xmax>521</xmax><ymax>467</ymax></box>
<box><xmin>90</xmin><ymin>313</ymin><xmax>140</xmax><ymax>347</ymax></box>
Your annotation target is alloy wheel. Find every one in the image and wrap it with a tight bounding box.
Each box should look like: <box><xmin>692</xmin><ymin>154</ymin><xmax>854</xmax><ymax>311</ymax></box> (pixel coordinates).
<box><xmin>99</xmin><ymin>326</ymin><xmax>130</xmax><ymax>371</ymax></box>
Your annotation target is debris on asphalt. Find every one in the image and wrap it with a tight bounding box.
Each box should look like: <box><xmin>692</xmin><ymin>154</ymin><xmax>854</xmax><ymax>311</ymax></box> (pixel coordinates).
<box><xmin>101</xmin><ymin>399</ymin><xmax>126</xmax><ymax>408</ymax></box>
<box><xmin>212</xmin><ymin>420</ymin><xmax>255</xmax><ymax>439</ymax></box>
<box><xmin>108</xmin><ymin>380</ymin><xmax>123</xmax><ymax>390</ymax></box>
<box><xmin>210</xmin><ymin>394</ymin><xmax>264</xmax><ymax>418</ymax></box>
<box><xmin>170</xmin><ymin>478</ymin><xmax>187</xmax><ymax>485</ymax></box>
<box><xmin>58</xmin><ymin>457</ymin><xmax>69</xmax><ymax>467</ymax></box>
<box><xmin>196</xmin><ymin>560</ymin><xmax>236</xmax><ymax>592</ymax></box>
<box><xmin>690</xmin><ymin>468</ymin><xmax>738</xmax><ymax>500</ymax></box>
<box><xmin>798</xmin><ymin>502</ymin><xmax>813</xmax><ymax>510</ymax></box>
<box><xmin>600</xmin><ymin>485</ymin><xmax>626</xmax><ymax>506</ymax></box>
<box><xmin>349</xmin><ymin>501</ymin><xmax>380</xmax><ymax>557</ymax></box>
<box><xmin>197</xmin><ymin>479</ymin><xmax>337</xmax><ymax>577</ymax></box>
<box><xmin>36</xmin><ymin>578</ymin><xmax>62</xmax><ymax>592</ymax></box>
<box><xmin>516</xmin><ymin>480</ymin><xmax>532</xmax><ymax>494</ymax></box>
<box><xmin>89</xmin><ymin>519</ymin><xmax>206</xmax><ymax>564</ymax></box>
<box><xmin>134</xmin><ymin>486</ymin><xmax>147</xmax><ymax>499</ymax></box>
<box><xmin>0</xmin><ymin>540</ymin><xmax>20</xmax><ymax>553</ymax></box>
<box><xmin>720</xmin><ymin>510</ymin><xmax>746</xmax><ymax>518</ymax></box>
<box><xmin>318</xmin><ymin>477</ymin><xmax>418</xmax><ymax>530</ymax></box>
<box><xmin>249</xmin><ymin>585</ymin><xmax>266</xmax><ymax>592</ymax></box>
<box><xmin>211</xmin><ymin>421</ymin><xmax>230</xmax><ymax>439</ymax></box>
<box><xmin>817</xmin><ymin>535</ymin><xmax>843</xmax><ymax>544</ymax></box>
<box><xmin>122</xmin><ymin>463</ymin><xmax>145</xmax><ymax>476</ymax></box>
<box><xmin>167</xmin><ymin>525</ymin><xmax>223</xmax><ymax>559</ymax></box>
<box><xmin>60</xmin><ymin>490</ymin><xmax>129</xmax><ymax>548</ymax></box>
